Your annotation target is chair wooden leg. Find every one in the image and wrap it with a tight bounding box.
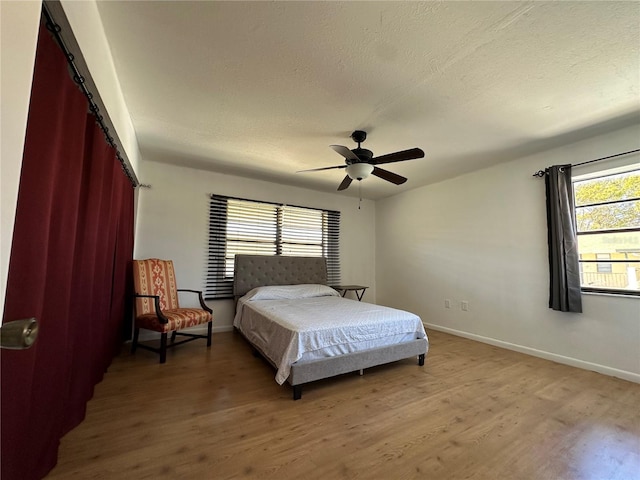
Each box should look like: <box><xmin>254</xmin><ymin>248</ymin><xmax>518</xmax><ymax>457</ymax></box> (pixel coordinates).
<box><xmin>207</xmin><ymin>322</ymin><xmax>212</xmax><ymax>347</ymax></box>
<box><xmin>131</xmin><ymin>328</ymin><xmax>140</xmax><ymax>354</ymax></box>
<box><xmin>159</xmin><ymin>333</ymin><xmax>167</xmax><ymax>364</ymax></box>
<box><xmin>170</xmin><ymin>331</ymin><xmax>177</xmax><ymax>343</ymax></box>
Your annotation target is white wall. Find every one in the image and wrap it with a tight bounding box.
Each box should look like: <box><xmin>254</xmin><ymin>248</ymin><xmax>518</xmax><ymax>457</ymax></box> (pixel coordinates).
<box><xmin>376</xmin><ymin>124</ymin><xmax>640</xmax><ymax>382</ymax></box>
<box><xmin>134</xmin><ymin>159</ymin><xmax>376</xmax><ymax>331</ymax></box>
<box><xmin>0</xmin><ymin>1</ymin><xmax>42</xmax><ymax>312</ymax></box>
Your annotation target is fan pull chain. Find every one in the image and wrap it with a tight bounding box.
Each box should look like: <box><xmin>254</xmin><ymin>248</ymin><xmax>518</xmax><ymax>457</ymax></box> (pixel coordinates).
<box><xmin>358</xmin><ymin>182</ymin><xmax>362</xmax><ymax>210</ymax></box>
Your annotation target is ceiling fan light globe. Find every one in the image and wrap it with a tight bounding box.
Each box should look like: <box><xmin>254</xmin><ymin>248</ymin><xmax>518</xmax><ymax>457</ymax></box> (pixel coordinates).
<box><xmin>346</xmin><ymin>163</ymin><xmax>374</xmax><ymax>181</ymax></box>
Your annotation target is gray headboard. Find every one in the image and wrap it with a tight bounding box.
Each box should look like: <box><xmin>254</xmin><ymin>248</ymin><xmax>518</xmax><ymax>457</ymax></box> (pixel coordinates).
<box><xmin>233</xmin><ymin>255</ymin><xmax>328</xmax><ymax>297</ymax></box>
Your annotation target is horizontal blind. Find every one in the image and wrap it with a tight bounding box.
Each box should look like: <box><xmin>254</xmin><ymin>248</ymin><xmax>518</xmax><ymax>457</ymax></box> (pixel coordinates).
<box><xmin>280</xmin><ymin>205</ymin><xmax>323</xmax><ymax>256</ymax></box>
<box><xmin>226</xmin><ymin>199</ymin><xmax>278</xmax><ymax>276</ymax></box>
<box><xmin>325</xmin><ymin>210</ymin><xmax>341</xmax><ymax>286</ymax></box>
<box><xmin>206</xmin><ymin>195</ymin><xmax>340</xmax><ymax>299</ymax></box>
<box><xmin>206</xmin><ymin>195</ymin><xmax>232</xmax><ymax>298</ymax></box>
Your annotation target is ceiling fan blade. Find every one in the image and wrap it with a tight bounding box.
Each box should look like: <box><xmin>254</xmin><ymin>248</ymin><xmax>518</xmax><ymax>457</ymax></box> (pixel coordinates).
<box><xmin>297</xmin><ymin>165</ymin><xmax>346</xmax><ymax>173</ymax></box>
<box><xmin>372</xmin><ymin>167</ymin><xmax>407</xmax><ymax>185</ymax></box>
<box><xmin>330</xmin><ymin>145</ymin><xmax>360</xmax><ymax>162</ymax></box>
<box><xmin>372</xmin><ymin>148</ymin><xmax>425</xmax><ymax>165</ymax></box>
<box><xmin>337</xmin><ymin>175</ymin><xmax>353</xmax><ymax>191</ymax></box>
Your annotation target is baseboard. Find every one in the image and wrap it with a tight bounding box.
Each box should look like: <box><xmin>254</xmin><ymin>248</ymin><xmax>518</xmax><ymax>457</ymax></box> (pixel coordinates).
<box><xmin>423</xmin><ymin>322</ymin><xmax>640</xmax><ymax>384</ymax></box>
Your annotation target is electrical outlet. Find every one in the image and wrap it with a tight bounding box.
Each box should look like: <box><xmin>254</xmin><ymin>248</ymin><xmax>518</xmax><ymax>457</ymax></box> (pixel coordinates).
<box><xmin>445</xmin><ymin>299</ymin><xmax>451</xmax><ymax>309</ymax></box>
<box><xmin>461</xmin><ymin>301</ymin><xmax>469</xmax><ymax>311</ymax></box>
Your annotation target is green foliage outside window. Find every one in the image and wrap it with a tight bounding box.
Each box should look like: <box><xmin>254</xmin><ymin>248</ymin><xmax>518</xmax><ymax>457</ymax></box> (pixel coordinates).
<box><xmin>574</xmin><ymin>171</ymin><xmax>640</xmax><ymax>232</ymax></box>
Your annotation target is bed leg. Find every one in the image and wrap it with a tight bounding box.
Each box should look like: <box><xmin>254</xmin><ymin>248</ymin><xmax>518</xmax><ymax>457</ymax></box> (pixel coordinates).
<box><xmin>293</xmin><ymin>385</ymin><xmax>302</xmax><ymax>400</ymax></box>
<box><xmin>418</xmin><ymin>353</ymin><xmax>425</xmax><ymax>366</ymax></box>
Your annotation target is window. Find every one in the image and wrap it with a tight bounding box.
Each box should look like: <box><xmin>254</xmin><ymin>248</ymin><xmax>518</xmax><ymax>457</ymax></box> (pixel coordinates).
<box><xmin>595</xmin><ymin>253</ymin><xmax>612</xmax><ymax>273</ymax></box>
<box><xmin>573</xmin><ymin>168</ymin><xmax>640</xmax><ymax>295</ymax></box>
<box><xmin>206</xmin><ymin>195</ymin><xmax>340</xmax><ymax>299</ymax></box>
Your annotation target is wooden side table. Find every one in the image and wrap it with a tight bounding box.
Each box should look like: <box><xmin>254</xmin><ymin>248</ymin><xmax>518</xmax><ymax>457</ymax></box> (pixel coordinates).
<box><xmin>331</xmin><ymin>285</ymin><xmax>368</xmax><ymax>301</ymax></box>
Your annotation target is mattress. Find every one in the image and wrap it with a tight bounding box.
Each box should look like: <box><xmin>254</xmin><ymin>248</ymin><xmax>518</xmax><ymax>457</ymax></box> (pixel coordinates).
<box><xmin>233</xmin><ymin>285</ymin><xmax>428</xmax><ymax>384</ymax></box>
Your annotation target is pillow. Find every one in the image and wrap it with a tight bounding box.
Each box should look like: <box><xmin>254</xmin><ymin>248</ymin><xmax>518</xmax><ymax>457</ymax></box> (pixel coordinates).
<box><xmin>243</xmin><ymin>284</ymin><xmax>340</xmax><ymax>301</ymax></box>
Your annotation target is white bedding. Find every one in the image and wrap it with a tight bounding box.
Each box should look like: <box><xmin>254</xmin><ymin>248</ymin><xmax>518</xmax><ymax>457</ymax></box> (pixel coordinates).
<box><xmin>234</xmin><ymin>287</ymin><xmax>428</xmax><ymax>384</ymax></box>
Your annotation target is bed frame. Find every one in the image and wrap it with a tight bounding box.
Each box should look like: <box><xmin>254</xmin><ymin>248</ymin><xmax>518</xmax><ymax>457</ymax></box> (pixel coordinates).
<box><xmin>233</xmin><ymin>255</ymin><xmax>428</xmax><ymax>400</ymax></box>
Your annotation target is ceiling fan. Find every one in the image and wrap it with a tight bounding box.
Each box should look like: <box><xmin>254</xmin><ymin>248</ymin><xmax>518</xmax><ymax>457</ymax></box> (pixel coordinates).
<box><xmin>298</xmin><ymin>130</ymin><xmax>425</xmax><ymax>191</ymax></box>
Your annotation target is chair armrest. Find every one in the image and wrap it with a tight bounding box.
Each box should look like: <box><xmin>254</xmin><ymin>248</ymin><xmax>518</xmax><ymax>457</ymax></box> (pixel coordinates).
<box><xmin>177</xmin><ymin>289</ymin><xmax>213</xmax><ymax>314</ymax></box>
<box><xmin>133</xmin><ymin>294</ymin><xmax>169</xmax><ymax>324</ymax></box>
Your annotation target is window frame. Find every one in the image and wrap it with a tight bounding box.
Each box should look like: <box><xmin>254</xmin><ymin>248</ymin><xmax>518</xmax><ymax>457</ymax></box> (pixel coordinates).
<box><xmin>206</xmin><ymin>194</ymin><xmax>340</xmax><ymax>299</ymax></box>
<box><xmin>572</xmin><ymin>167</ymin><xmax>640</xmax><ymax>297</ymax></box>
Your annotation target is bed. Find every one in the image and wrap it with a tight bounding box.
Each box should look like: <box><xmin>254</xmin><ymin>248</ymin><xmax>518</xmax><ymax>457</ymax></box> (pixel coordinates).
<box><xmin>233</xmin><ymin>255</ymin><xmax>429</xmax><ymax>399</ymax></box>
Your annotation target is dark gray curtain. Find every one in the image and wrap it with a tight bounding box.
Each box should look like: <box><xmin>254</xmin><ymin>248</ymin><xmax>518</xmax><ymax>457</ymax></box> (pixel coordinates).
<box><xmin>545</xmin><ymin>165</ymin><xmax>582</xmax><ymax>312</ymax></box>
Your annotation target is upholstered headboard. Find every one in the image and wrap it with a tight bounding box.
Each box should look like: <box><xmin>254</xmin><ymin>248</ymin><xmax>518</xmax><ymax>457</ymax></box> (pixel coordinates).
<box><xmin>233</xmin><ymin>255</ymin><xmax>328</xmax><ymax>297</ymax></box>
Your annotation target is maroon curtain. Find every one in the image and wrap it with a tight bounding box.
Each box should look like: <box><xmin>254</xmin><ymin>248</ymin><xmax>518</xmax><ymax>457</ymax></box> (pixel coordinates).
<box><xmin>1</xmin><ymin>19</ymin><xmax>134</xmax><ymax>480</ymax></box>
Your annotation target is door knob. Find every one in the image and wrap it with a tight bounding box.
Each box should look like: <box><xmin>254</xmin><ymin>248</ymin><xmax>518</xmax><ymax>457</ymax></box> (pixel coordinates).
<box><xmin>0</xmin><ymin>318</ymin><xmax>38</xmax><ymax>349</ymax></box>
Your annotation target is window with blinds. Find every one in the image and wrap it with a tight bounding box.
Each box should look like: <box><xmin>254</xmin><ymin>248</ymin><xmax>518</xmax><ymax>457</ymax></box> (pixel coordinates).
<box><xmin>206</xmin><ymin>195</ymin><xmax>341</xmax><ymax>299</ymax></box>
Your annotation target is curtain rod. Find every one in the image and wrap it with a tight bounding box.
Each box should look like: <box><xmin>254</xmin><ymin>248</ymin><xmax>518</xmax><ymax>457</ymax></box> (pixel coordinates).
<box><xmin>533</xmin><ymin>148</ymin><xmax>640</xmax><ymax>177</ymax></box>
<box><xmin>42</xmin><ymin>4</ymin><xmax>138</xmax><ymax>187</ymax></box>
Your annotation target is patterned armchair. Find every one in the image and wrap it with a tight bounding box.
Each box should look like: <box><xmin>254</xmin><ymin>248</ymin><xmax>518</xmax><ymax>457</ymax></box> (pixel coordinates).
<box><xmin>132</xmin><ymin>259</ymin><xmax>212</xmax><ymax>363</ymax></box>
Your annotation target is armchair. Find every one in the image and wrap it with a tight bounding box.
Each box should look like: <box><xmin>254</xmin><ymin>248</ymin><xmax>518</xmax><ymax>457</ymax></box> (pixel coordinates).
<box><xmin>132</xmin><ymin>259</ymin><xmax>212</xmax><ymax>363</ymax></box>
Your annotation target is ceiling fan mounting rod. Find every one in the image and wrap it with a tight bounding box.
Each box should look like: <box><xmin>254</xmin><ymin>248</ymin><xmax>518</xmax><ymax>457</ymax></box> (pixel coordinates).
<box><xmin>350</xmin><ymin>130</ymin><xmax>367</xmax><ymax>148</ymax></box>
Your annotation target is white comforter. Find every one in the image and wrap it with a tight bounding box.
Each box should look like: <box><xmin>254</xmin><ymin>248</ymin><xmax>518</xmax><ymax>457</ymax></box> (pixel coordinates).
<box><xmin>234</xmin><ymin>292</ymin><xmax>427</xmax><ymax>384</ymax></box>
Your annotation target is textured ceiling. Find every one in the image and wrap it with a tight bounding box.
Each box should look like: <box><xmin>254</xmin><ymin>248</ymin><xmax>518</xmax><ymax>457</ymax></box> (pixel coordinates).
<box><xmin>95</xmin><ymin>1</ymin><xmax>640</xmax><ymax>199</ymax></box>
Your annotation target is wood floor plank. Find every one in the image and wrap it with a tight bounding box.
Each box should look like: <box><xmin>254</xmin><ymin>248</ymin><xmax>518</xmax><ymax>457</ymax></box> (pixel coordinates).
<box><xmin>45</xmin><ymin>330</ymin><xmax>640</xmax><ymax>479</ymax></box>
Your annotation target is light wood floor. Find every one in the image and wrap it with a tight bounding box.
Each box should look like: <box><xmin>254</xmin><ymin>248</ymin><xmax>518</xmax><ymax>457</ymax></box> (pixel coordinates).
<box><xmin>46</xmin><ymin>329</ymin><xmax>640</xmax><ymax>480</ymax></box>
